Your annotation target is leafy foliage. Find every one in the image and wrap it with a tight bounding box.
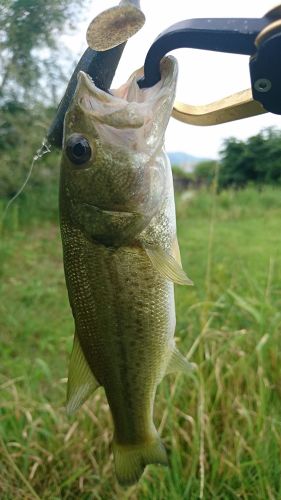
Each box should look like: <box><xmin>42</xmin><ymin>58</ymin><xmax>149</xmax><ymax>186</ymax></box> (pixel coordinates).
<box><xmin>174</xmin><ymin>127</ymin><xmax>281</xmax><ymax>192</ymax></box>
<box><xmin>193</xmin><ymin>160</ymin><xmax>218</xmax><ymax>186</ymax></box>
<box><xmin>0</xmin><ymin>0</ymin><xmax>86</xmax><ymax>104</ymax></box>
<box><xmin>0</xmin><ymin>103</ymin><xmax>60</xmax><ymax>199</ymax></box>
<box><xmin>219</xmin><ymin>128</ymin><xmax>281</xmax><ymax>188</ymax></box>
<box><xmin>0</xmin><ymin>0</ymin><xmax>88</xmax><ymax>203</ymax></box>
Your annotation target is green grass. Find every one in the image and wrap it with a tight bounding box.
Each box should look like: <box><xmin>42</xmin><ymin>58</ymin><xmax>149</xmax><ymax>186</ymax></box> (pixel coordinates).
<box><xmin>1</xmin><ymin>186</ymin><xmax>281</xmax><ymax>499</ymax></box>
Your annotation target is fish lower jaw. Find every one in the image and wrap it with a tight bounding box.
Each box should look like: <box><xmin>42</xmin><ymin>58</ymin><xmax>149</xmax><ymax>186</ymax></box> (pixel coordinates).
<box><xmin>81</xmin><ymin>202</ymin><xmax>140</xmax><ymax>217</ymax></box>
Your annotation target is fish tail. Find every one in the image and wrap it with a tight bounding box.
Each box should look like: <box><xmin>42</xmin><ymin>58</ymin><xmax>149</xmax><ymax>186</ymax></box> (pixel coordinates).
<box><xmin>113</xmin><ymin>435</ymin><xmax>168</xmax><ymax>486</ymax></box>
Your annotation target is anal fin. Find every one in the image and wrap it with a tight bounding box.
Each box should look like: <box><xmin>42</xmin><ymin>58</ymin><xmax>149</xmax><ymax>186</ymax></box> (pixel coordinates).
<box><xmin>66</xmin><ymin>333</ymin><xmax>100</xmax><ymax>415</ymax></box>
<box><xmin>145</xmin><ymin>245</ymin><xmax>193</xmax><ymax>286</ymax></box>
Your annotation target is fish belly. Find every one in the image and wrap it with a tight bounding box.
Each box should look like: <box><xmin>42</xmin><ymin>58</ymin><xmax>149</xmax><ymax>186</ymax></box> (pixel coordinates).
<box><xmin>61</xmin><ymin>222</ymin><xmax>175</xmax><ymax>446</ymax></box>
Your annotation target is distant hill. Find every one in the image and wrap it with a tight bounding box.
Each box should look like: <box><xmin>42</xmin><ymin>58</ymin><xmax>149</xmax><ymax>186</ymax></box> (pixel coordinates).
<box><xmin>168</xmin><ymin>151</ymin><xmax>211</xmax><ymax>172</ymax></box>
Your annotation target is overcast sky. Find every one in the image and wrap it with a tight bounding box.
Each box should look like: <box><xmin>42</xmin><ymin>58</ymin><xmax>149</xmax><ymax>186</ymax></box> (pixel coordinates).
<box><xmin>62</xmin><ymin>1</ymin><xmax>281</xmax><ymax>158</ymax></box>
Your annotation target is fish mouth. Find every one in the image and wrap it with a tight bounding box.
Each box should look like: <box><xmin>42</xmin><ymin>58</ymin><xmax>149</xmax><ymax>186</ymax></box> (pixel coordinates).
<box><xmin>81</xmin><ymin>203</ymin><xmax>141</xmax><ymax>217</ymax></box>
<box><xmin>75</xmin><ymin>56</ymin><xmax>178</xmax><ymax>133</ymax></box>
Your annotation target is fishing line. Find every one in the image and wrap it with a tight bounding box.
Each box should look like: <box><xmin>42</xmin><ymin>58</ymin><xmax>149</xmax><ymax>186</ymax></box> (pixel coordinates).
<box><xmin>1</xmin><ymin>138</ymin><xmax>51</xmax><ymax>224</ymax></box>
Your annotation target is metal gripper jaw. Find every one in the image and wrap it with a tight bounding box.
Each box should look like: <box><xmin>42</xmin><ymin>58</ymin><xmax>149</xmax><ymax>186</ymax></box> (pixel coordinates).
<box><xmin>138</xmin><ymin>4</ymin><xmax>281</xmax><ymax>126</ymax></box>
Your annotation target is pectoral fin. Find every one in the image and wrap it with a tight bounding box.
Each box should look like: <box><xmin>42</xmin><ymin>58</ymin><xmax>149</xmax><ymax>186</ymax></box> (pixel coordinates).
<box><xmin>166</xmin><ymin>346</ymin><xmax>197</xmax><ymax>375</ymax></box>
<box><xmin>145</xmin><ymin>245</ymin><xmax>193</xmax><ymax>286</ymax></box>
<box><xmin>172</xmin><ymin>236</ymin><xmax>183</xmax><ymax>267</ymax></box>
<box><xmin>66</xmin><ymin>333</ymin><xmax>100</xmax><ymax>415</ymax></box>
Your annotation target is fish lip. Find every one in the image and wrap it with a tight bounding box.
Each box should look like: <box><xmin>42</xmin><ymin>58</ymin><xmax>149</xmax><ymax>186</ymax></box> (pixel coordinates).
<box><xmin>78</xmin><ymin>71</ymin><xmax>117</xmax><ymax>101</ymax></box>
<box><xmin>81</xmin><ymin>202</ymin><xmax>141</xmax><ymax>217</ymax></box>
<box><xmin>79</xmin><ymin>71</ymin><xmax>103</xmax><ymax>93</ymax></box>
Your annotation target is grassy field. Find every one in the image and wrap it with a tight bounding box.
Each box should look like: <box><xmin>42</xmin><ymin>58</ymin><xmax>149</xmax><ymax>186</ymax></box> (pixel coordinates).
<box><xmin>1</xmin><ymin>185</ymin><xmax>281</xmax><ymax>499</ymax></box>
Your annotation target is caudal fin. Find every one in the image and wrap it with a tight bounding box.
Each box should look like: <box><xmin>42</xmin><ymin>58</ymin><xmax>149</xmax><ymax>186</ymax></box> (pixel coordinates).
<box><xmin>113</xmin><ymin>436</ymin><xmax>168</xmax><ymax>486</ymax></box>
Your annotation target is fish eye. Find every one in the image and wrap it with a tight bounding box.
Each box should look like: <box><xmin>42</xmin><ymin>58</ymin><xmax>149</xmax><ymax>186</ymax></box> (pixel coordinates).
<box><xmin>65</xmin><ymin>134</ymin><xmax>92</xmax><ymax>166</ymax></box>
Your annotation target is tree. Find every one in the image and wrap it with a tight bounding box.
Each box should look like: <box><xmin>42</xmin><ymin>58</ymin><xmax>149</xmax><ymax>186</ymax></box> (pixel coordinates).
<box><xmin>0</xmin><ymin>101</ymin><xmax>59</xmax><ymax>198</ymax></box>
<box><xmin>0</xmin><ymin>0</ymin><xmax>88</xmax><ymax>200</ymax></box>
<box><xmin>219</xmin><ymin>138</ymin><xmax>249</xmax><ymax>188</ymax></box>
<box><xmin>0</xmin><ymin>0</ymin><xmax>87</xmax><ymax>104</ymax></box>
<box><xmin>260</xmin><ymin>128</ymin><xmax>281</xmax><ymax>184</ymax></box>
<box><xmin>219</xmin><ymin>128</ymin><xmax>281</xmax><ymax>188</ymax></box>
<box><xmin>193</xmin><ymin>160</ymin><xmax>218</xmax><ymax>187</ymax></box>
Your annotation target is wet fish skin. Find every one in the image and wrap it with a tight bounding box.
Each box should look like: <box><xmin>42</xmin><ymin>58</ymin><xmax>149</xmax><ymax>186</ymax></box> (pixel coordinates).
<box><xmin>59</xmin><ymin>56</ymin><xmax>194</xmax><ymax>485</ymax></box>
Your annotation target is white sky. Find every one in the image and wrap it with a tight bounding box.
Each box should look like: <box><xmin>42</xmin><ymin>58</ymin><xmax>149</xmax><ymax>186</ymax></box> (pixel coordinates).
<box><xmin>62</xmin><ymin>1</ymin><xmax>281</xmax><ymax>158</ymax></box>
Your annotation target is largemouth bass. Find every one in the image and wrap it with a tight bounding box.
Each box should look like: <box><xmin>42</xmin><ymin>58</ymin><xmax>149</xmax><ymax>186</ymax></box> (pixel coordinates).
<box><xmin>60</xmin><ymin>56</ymin><xmax>194</xmax><ymax>485</ymax></box>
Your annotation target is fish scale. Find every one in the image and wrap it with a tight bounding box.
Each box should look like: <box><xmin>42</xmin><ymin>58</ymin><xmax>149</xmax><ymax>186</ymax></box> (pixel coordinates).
<box><xmin>62</xmin><ymin>222</ymin><xmax>173</xmax><ymax>413</ymax></box>
<box><xmin>60</xmin><ymin>56</ymin><xmax>195</xmax><ymax>485</ymax></box>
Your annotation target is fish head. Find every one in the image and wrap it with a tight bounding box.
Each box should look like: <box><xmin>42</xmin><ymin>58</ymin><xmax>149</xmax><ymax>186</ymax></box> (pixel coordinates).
<box><xmin>60</xmin><ymin>56</ymin><xmax>178</xmax><ymax>246</ymax></box>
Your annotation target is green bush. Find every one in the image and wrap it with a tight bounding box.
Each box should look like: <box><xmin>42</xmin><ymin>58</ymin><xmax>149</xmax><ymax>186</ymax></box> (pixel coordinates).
<box><xmin>193</xmin><ymin>160</ymin><xmax>218</xmax><ymax>186</ymax></box>
<box><xmin>219</xmin><ymin>128</ymin><xmax>281</xmax><ymax>188</ymax></box>
<box><xmin>0</xmin><ymin>104</ymin><xmax>60</xmax><ymax>199</ymax></box>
